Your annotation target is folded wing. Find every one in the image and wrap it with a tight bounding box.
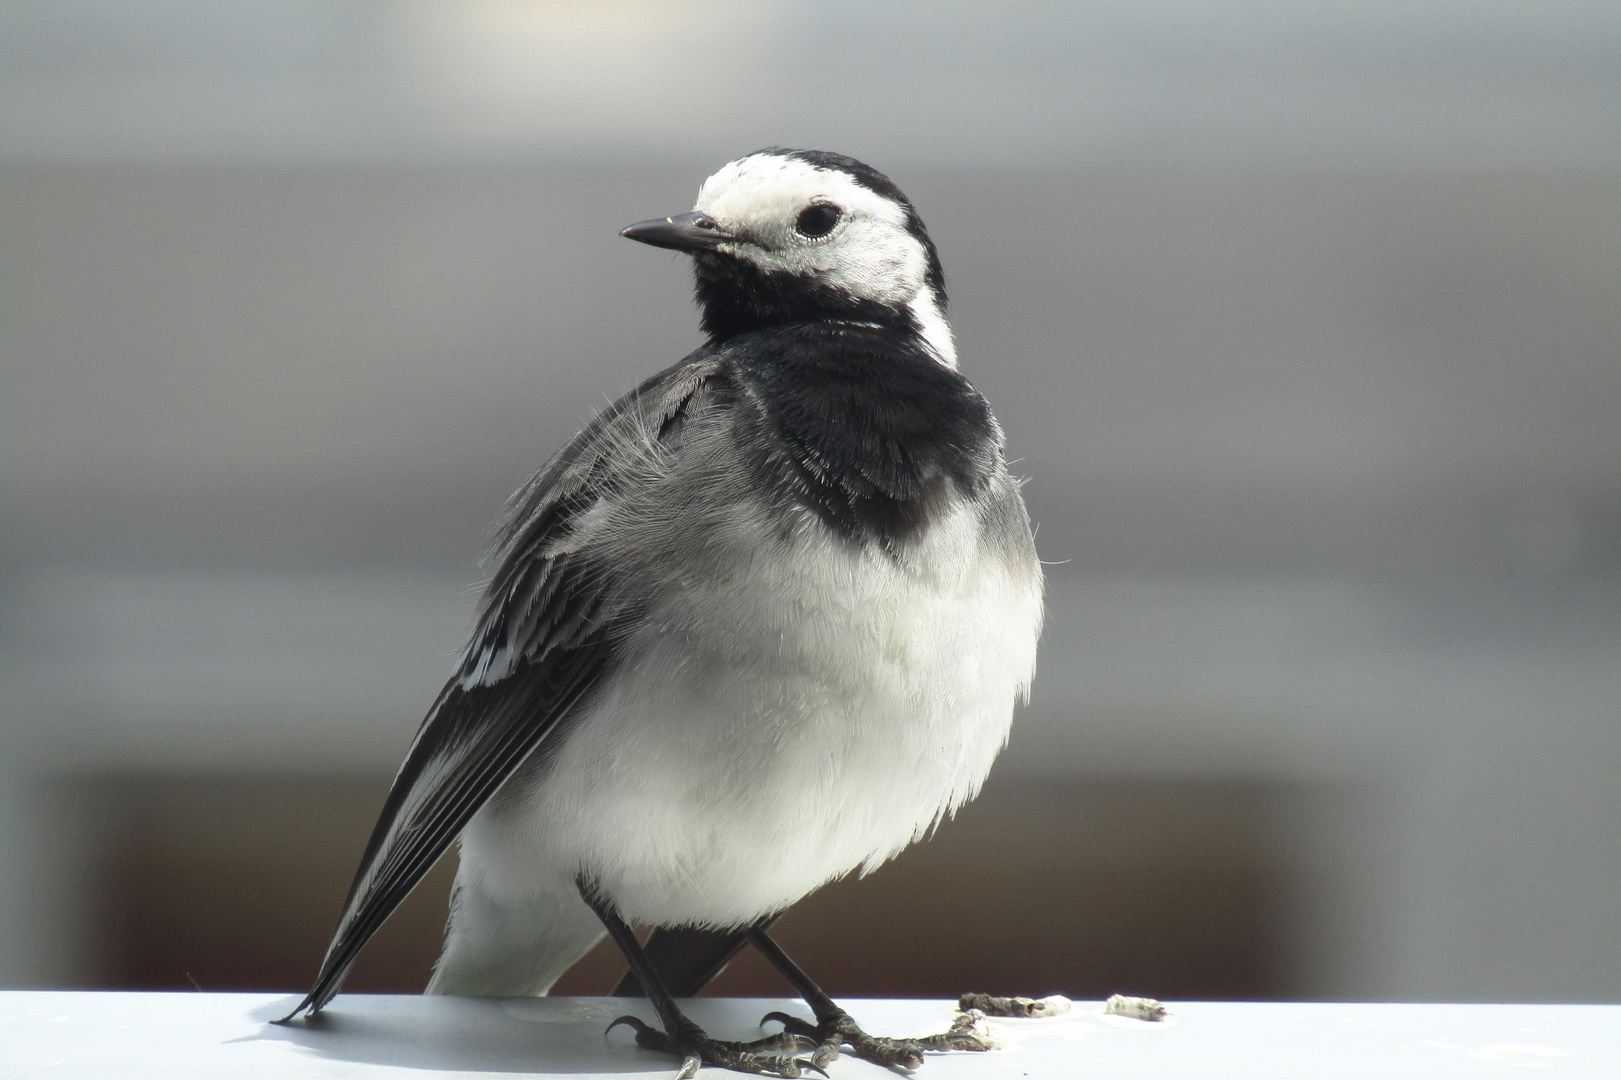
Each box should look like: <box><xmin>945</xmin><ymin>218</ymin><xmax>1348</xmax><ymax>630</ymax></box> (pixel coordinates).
<box><xmin>282</xmin><ymin>351</ymin><xmax>721</xmax><ymax>1020</ymax></box>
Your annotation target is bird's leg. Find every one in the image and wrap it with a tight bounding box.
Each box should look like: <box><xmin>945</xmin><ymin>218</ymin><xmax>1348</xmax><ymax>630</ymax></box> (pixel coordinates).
<box><xmin>745</xmin><ymin>927</ymin><xmax>1001</xmax><ymax>1071</ymax></box>
<box><xmin>610</xmin><ymin>917</ymin><xmax>781</xmax><ymax>999</ymax></box>
<box><xmin>578</xmin><ymin>879</ymin><xmax>822</xmax><ymax>1079</ymax></box>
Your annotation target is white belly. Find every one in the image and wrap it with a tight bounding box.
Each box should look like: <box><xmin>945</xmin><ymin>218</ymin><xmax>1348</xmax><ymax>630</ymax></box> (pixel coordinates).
<box><xmin>461</xmin><ymin>496</ymin><xmax>1042</xmax><ymax>929</ymax></box>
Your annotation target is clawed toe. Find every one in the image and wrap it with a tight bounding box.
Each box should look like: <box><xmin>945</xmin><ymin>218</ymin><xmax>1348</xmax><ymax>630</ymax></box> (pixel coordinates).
<box><xmin>607</xmin><ymin>1014</ymin><xmax>826</xmax><ymax>1078</ymax></box>
<box><xmin>759</xmin><ymin>1011</ymin><xmax>818</xmax><ymax>1040</ymax></box>
<box><xmin>777</xmin><ymin>1009</ymin><xmax>926</xmax><ymax>1072</ymax></box>
<box><xmin>603</xmin><ymin>1007</ymin><xmax>996</xmax><ymax>1076</ymax></box>
<box><xmin>759</xmin><ymin>1012</ymin><xmax>842</xmax><ymax>1068</ymax></box>
<box><xmin>738</xmin><ymin>1013</ymin><xmax>824</xmax><ymax>1060</ymax></box>
<box><xmin>804</xmin><ymin>1007</ymin><xmax>1005</xmax><ymax>1071</ymax></box>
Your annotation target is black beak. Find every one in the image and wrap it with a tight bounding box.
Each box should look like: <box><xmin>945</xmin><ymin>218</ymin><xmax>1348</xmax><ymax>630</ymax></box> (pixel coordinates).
<box><xmin>621</xmin><ymin>211</ymin><xmax>737</xmax><ymax>252</ymax></box>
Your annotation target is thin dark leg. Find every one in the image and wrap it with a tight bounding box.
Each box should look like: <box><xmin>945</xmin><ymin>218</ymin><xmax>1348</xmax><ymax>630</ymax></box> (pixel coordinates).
<box><xmin>576</xmin><ymin>879</ymin><xmax>820</xmax><ymax>1079</ymax></box>
<box><xmin>745</xmin><ymin>927</ymin><xmax>1000</xmax><ymax>1071</ymax></box>
<box><xmin>744</xmin><ymin>928</ymin><xmax>844</xmax><ymax>1025</ymax></box>
<box><xmin>579</xmin><ymin>880</ymin><xmax>696</xmax><ymax>1052</ymax></box>
<box><xmin>611</xmin><ymin>915</ymin><xmax>780</xmax><ymax>998</ymax></box>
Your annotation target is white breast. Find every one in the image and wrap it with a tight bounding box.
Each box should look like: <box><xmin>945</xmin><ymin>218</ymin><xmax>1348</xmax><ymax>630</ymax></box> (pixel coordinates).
<box><xmin>464</xmin><ymin>491</ymin><xmax>1042</xmax><ymax>929</ymax></box>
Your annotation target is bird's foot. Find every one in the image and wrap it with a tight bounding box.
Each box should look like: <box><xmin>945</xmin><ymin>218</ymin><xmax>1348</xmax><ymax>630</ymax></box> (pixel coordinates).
<box><xmin>608</xmin><ymin>1014</ymin><xmax>826</xmax><ymax>1079</ymax></box>
<box><xmin>760</xmin><ymin>1006</ymin><xmax>1003</xmax><ymax>1072</ymax></box>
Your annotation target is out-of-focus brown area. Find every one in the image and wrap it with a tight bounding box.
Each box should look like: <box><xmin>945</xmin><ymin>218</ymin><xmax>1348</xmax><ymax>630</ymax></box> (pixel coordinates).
<box><xmin>90</xmin><ymin>774</ymin><xmax>1281</xmax><ymax>1001</ymax></box>
<box><xmin>92</xmin><ymin>778</ymin><xmax>453</xmax><ymax>994</ymax></box>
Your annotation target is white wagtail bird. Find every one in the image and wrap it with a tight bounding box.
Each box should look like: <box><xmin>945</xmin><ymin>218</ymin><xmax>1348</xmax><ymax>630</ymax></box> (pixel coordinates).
<box><xmin>279</xmin><ymin>148</ymin><xmax>1043</xmax><ymax>1077</ymax></box>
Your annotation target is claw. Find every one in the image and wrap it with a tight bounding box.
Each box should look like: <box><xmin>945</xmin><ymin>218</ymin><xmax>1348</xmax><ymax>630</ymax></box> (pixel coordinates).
<box><xmin>733</xmin><ymin>1030</ymin><xmax>815</xmax><ymax>1055</ymax></box>
<box><xmin>758</xmin><ymin>1011</ymin><xmax>841</xmax><ymax>1067</ymax></box>
<box><xmin>759</xmin><ymin>1011</ymin><xmax>820</xmax><ymax>1040</ymax></box>
<box><xmin>607</xmin><ymin>1014</ymin><xmax>657</xmax><ymax>1040</ymax></box>
<box><xmin>606</xmin><ymin>1012</ymin><xmax>822</xmax><ymax>1078</ymax></box>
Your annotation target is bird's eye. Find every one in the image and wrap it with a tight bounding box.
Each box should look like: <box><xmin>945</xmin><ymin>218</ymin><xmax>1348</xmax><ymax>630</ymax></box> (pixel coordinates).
<box><xmin>794</xmin><ymin>204</ymin><xmax>841</xmax><ymax>238</ymax></box>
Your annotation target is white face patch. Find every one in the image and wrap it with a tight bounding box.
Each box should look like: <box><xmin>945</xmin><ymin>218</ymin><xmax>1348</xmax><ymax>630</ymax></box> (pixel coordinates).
<box><xmin>694</xmin><ymin>152</ymin><xmax>957</xmax><ymax>365</ymax></box>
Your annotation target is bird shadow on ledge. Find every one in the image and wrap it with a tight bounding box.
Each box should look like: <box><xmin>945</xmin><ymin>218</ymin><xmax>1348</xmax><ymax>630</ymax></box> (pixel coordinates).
<box><xmin>243</xmin><ymin>994</ymin><xmax>813</xmax><ymax>1075</ymax></box>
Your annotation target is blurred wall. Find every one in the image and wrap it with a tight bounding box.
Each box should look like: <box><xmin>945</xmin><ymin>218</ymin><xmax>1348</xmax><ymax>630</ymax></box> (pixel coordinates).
<box><xmin>3</xmin><ymin>1</ymin><xmax>1619</xmax><ymax>1003</ymax></box>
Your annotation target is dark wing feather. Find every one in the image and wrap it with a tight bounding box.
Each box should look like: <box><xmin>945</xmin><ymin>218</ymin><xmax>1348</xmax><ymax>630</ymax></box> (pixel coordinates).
<box><xmin>280</xmin><ymin>350</ymin><xmax>721</xmax><ymax>1021</ymax></box>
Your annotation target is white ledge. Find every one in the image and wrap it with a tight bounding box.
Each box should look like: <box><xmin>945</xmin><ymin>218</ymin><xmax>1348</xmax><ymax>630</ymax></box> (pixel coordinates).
<box><xmin>4</xmin><ymin>992</ymin><xmax>1619</xmax><ymax>1078</ymax></box>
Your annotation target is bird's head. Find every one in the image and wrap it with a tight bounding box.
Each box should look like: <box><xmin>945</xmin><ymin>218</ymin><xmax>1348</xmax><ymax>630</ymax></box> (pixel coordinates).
<box><xmin>622</xmin><ymin>148</ymin><xmax>954</xmax><ymax>365</ymax></box>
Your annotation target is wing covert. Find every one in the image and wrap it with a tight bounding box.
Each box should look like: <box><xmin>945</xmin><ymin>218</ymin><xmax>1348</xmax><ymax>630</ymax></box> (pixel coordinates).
<box><xmin>281</xmin><ymin>350</ymin><xmax>723</xmax><ymax>1020</ymax></box>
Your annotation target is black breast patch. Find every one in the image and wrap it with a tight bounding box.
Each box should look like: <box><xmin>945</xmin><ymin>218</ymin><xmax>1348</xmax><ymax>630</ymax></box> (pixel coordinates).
<box><xmin>730</xmin><ymin>323</ymin><xmax>1002</xmax><ymax>550</ymax></box>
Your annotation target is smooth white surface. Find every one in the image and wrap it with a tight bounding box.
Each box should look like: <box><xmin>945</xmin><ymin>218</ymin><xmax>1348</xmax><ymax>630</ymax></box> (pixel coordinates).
<box><xmin>4</xmin><ymin>993</ymin><xmax>1620</xmax><ymax>1079</ymax></box>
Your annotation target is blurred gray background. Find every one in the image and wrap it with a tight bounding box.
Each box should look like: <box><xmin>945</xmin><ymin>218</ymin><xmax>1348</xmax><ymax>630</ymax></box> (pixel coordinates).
<box><xmin>2</xmin><ymin>1</ymin><xmax>1618</xmax><ymax>1003</ymax></box>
